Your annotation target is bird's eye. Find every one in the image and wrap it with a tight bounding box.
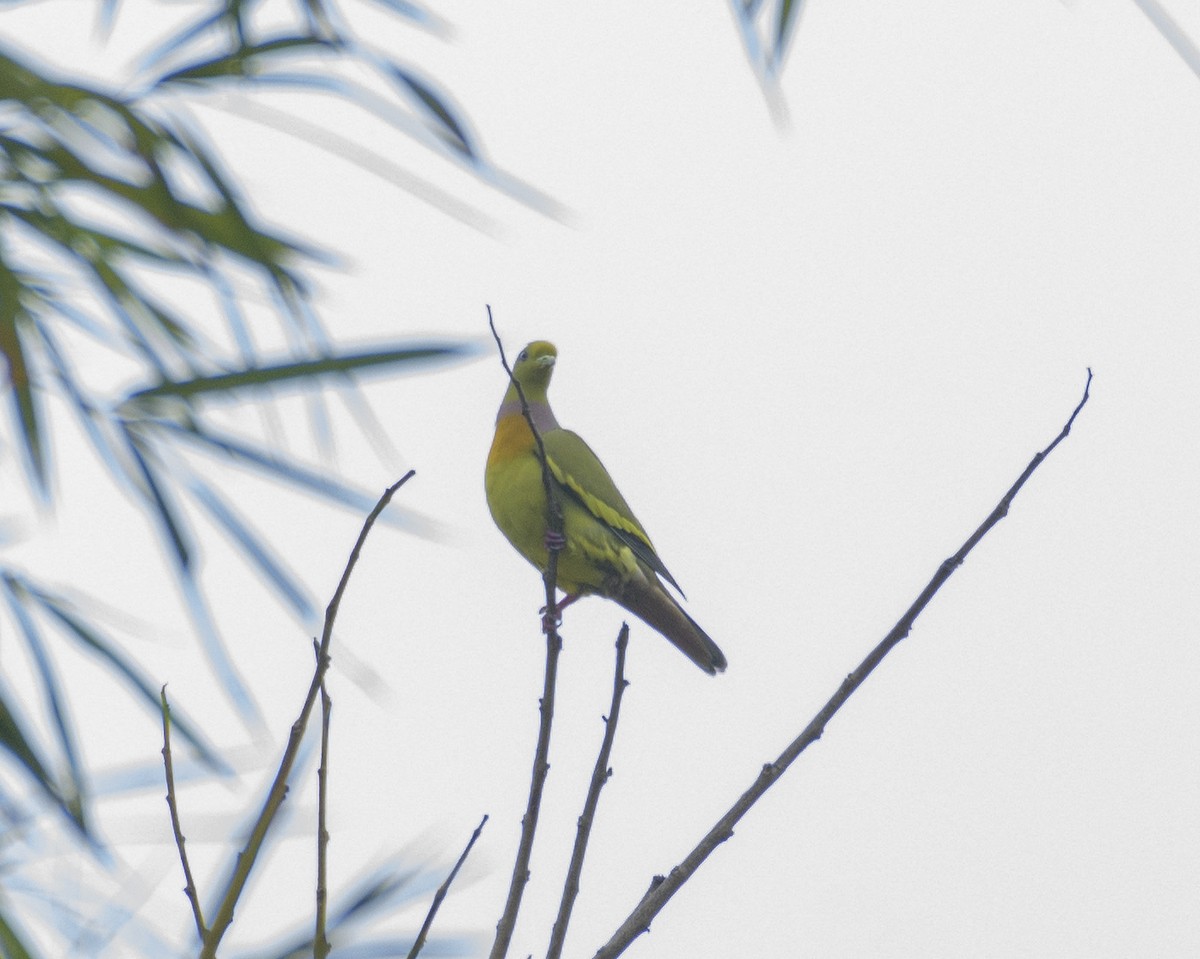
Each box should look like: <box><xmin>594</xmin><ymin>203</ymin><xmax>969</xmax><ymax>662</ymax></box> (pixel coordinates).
<box><xmin>517</xmin><ymin>349</ymin><xmax>528</xmax><ymax>362</ymax></box>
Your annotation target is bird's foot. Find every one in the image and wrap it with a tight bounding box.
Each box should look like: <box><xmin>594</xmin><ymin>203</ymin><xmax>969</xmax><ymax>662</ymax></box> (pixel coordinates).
<box><xmin>544</xmin><ymin>529</ymin><xmax>566</xmax><ymax>552</ymax></box>
<box><xmin>539</xmin><ymin>593</ymin><xmax>580</xmax><ymax>633</ymax></box>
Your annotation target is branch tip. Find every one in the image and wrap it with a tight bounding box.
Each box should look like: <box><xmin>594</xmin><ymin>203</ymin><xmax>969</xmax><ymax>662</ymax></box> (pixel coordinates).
<box><xmin>590</xmin><ymin>373</ymin><xmax>1093</xmax><ymax>959</ymax></box>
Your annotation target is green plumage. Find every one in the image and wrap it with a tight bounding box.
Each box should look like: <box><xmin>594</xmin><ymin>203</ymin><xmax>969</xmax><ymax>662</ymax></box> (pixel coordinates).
<box><xmin>486</xmin><ymin>341</ymin><xmax>726</xmax><ymax>675</ymax></box>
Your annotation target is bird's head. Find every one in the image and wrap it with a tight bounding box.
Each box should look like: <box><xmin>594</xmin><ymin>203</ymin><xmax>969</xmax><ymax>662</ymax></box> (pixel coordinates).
<box><xmin>512</xmin><ymin>341</ymin><xmax>557</xmax><ymax>392</ymax></box>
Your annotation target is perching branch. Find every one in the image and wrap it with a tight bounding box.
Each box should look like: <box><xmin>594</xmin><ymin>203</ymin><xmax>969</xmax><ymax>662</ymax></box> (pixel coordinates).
<box><xmin>486</xmin><ymin>309</ymin><xmax>566</xmax><ymax>959</ymax></box>
<box><xmin>547</xmin><ymin>625</ymin><xmax>630</xmax><ymax>959</ymax></box>
<box><xmin>407</xmin><ymin>814</ymin><xmax>490</xmax><ymax>959</ymax></box>
<box><xmin>591</xmin><ymin>369</ymin><xmax>1094</xmax><ymax>959</ymax></box>
<box><xmin>161</xmin><ymin>685</ymin><xmax>206</xmax><ymax>941</ymax></box>
<box><xmin>486</xmin><ymin>307</ymin><xmax>565</xmax><ymax>545</ymax></box>
<box><xmin>198</xmin><ymin>472</ymin><xmax>415</xmax><ymax>959</ymax></box>
<box><xmin>315</xmin><ymin>641</ymin><xmax>333</xmax><ymax>959</ymax></box>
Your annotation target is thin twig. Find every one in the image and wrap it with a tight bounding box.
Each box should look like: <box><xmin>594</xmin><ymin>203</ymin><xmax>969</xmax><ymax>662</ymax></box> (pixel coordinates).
<box><xmin>407</xmin><ymin>814</ymin><xmax>490</xmax><ymax>959</ymax></box>
<box><xmin>161</xmin><ymin>685</ymin><xmax>207</xmax><ymax>941</ymax></box>
<box><xmin>315</xmin><ymin>641</ymin><xmax>333</xmax><ymax>959</ymax></box>
<box><xmin>199</xmin><ymin>472</ymin><xmax>415</xmax><ymax>959</ymax></box>
<box><xmin>592</xmin><ymin>370</ymin><xmax>1094</xmax><ymax>959</ymax></box>
<box><xmin>486</xmin><ymin>309</ymin><xmax>566</xmax><ymax>959</ymax></box>
<box><xmin>547</xmin><ymin>625</ymin><xmax>630</xmax><ymax>959</ymax></box>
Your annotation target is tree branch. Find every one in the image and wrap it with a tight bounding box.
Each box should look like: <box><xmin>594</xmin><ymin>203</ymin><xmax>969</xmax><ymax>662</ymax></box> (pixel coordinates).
<box><xmin>314</xmin><ymin>641</ymin><xmax>333</xmax><ymax>959</ymax></box>
<box><xmin>198</xmin><ymin>471</ymin><xmax>415</xmax><ymax>959</ymax></box>
<box><xmin>592</xmin><ymin>369</ymin><xmax>1093</xmax><ymax>959</ymax></box>
<box><xmin>547</xmin><ymin>625</ymin><xmax>630</xmax><ymax>959</ymax></box>
<box><xmin>487</xmin><ymin>309</ymin><xmax>566</xmax><ymax>959</ymax></box>
<box><xmin>407</xmin><ymin>814</ymin><xmax>490</xmax><ymax>959</ymax></box>
<box><xmin>161</xmin><ymin>685</ymin><xmax>207</xmax><ymax>942</ymax></box>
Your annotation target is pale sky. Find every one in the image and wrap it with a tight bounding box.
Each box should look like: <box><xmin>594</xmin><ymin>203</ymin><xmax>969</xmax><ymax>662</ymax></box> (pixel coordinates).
<box><xmin>3</xmin><ymin>1</ymin><xmax>1199</xmax><ymax>957</ymax></box>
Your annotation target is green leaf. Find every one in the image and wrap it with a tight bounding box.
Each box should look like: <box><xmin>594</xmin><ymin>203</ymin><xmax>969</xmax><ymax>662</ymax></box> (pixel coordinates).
<box><xmin>0</xmin><ymin>265</ymin><xmax>48</xmax><ymax>496</ymax></box>
<box><xmin>3</xmin><ymin>78</ymin><xmax>303</xmax><ymax>275</ymax></box>
<box><xmin>184</xmin><ymin>476</ymin><xmax>316</xmax><ymax>622</ymax></box>
<box><xmin>4</xmin><ymin>204</ymin><xmax>189</xmax><ymax>268</ymax></box>
<box><xmin>127</xmin><ymin>343</ymin><xmax>476</xmax><ymax>403</ymax></box>
<box><xmin>169</xmin><ymin>125</ymin><xmax>313</xmax><ymax>269</ymax></box>
<box><xmin>774</xmin><ymin>0</ymin><xmax>804</xmax><ymax>61</ymax></box>
<box><xmin>0</xmin><ymin>574</ymin><xmax>87</xmax><ymax>833</ymax></box>
<box><xmin>389</xmin><ymin>67</ymin><xmax>475</xmax><ymax>159</ymax></box>
<box><xmin>32</xmin><ymin>309</ymin><xmax>149</xmax><ymax>494</ymax></box>
<box><xmin>156</xmin><ymin>36</ymin><xmax>335</xmax><ymax>85</ymax></box>
<box><xmin>27</xmin><ymin>584</ymin><xmax>228</xmax><ymax>772</ymax></box>
<box><xmin>155</xmin><ymin>419</ymin><xmax>413</xmax><ymax>520</ymax></box>
<box><xmin>0</xmin><ymin>678</ymin><xmax>81</xmax><ymax>835</ymax></box>
<box><xmin>120</xmin><ymin>426</ymin><xmax>193</xmax><ymax>570</ymax></box>
<box><xmin>0</xmin><ymin>907</ymin><xmax>40</xmax><ymax>959</ymax></box>
<box><xmin>5</xmin><ymin>203</ymin><xmax>196</xmax><ymax>367</ymax></box>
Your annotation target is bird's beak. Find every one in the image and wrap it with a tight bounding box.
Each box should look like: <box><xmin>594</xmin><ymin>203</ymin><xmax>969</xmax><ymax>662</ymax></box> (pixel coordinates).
<box><xmin>538</xmin><ymin>355</ymin><xmax>556</xmax><ymax>369</ymax></box>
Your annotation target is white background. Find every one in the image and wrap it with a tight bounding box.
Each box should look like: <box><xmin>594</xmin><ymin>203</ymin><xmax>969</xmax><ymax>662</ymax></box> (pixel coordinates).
<box><xmin>3</xmin><ymin>1</ymin><xmax>1199</xmax><ymax>957</ymax></box>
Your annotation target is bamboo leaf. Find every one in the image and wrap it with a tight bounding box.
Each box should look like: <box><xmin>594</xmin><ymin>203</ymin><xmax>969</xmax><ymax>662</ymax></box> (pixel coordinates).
<box><xmin>1131</xmin><ymin>0</ymin><xmax>1200</xmax><ymax>83</ymax></box>
<box><xmin>774</xmin><ymin>0</ymin><xmax>805</xmax><ymax>62</ymax></box>
<box><xmin>26</xmin><ymin>584</ymin><xmax>228</xmax><ymax>772</ymax></box>
<box><xmin>362</xmin><ymin>0</ymin><xmax>435</xmax><ymax>26</ymax></box>
<box><xmin>168</xmin><ymin>121</ymin><xmax>312</xmax><ymax>269</ymax></box>
<box><xmin>0</xmin><ymin>262</ymin><xmax>48</xmax><ymax>494</ymax></box>
<box><xmin>176</xmin><ymin>562</ymin><xmax>263</xmax><ymax>727</ymax></box>
<box><xmin>0</xmin><ymin>574</ymin><xmax>87</xmax><ymax>832</ymax></box>
<box><xmin>33</xmin><ymin>318</ymin><xmax>130</xmax><ymax>484</ymax></box>
<box><xmin>0</xmin><ymin>668</ymin><xmax>83</xmax><ymax>834</ymax></box>
<box><xmin>184</xmin><ymin>476</ymin><xmax>316</xmax><ymax>622</ymax></box>
<box><xmin>120</xmin><ymin>426</ymin><xmax>193</xmax><ymax>569</ymax></box>
<box><xmin>127</xmin><ymin>343</ymin><xmax>475</xmax><ymax>403</ymax></box>
<box><xmin>155</xmin><ymin>419</ymin><xmax>413</xmax><ymax>520</ymax></box>
<box><xmin>157</xmin><ymin>36</ymin><xmax>337</xmax><ymax>85</ymax></box>
<box><xmin>0</xmin><ymin>906</ymin><xmax>41</xmax><ymax>959</ymax></box>
<box><xmin>254</xmin><ymin>860</ymin><xmax>439</xmax><ymax>959</ymax></box>
<box><xmin>388</xmin><ymin>66</ymin><xmax>476</xmax><ymax>159</ymax></box>
<box><xmin>4</xmin><ymin>204</ymin><xmax>189</xmax><ymax>268</ymax></box>
<box><xmin>0</xmin><ymin>689</ymin><xmax>62</xmax><ymax>815</ymax></box>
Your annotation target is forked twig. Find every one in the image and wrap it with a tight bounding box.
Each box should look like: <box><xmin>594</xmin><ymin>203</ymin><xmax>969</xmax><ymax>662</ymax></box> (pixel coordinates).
<box><xmin>486</xmin><ymin>309</ymin><xmax>566</xmax><ymax>959</ymax></box>
<box><xmin>161</xmin><ymin>685</ymin><xmax>206</xmax><ymax>941</ymax></box>
<box><xmin>407</xmin><ymin>814</ymin><xmax>490</xmax><ymax>959</ymax></box>
<box><xmin>592</xmin><ymin>369</ymin><xmax>1094</xmax><ymax>959</ymax></box>
<box><xmin>547</xmin><ymin>625</ymin><xmax>630</xmax><ymax>959</ymax></box>
<box><xmin>198</xmin><ymin>472</ymin><xmax>415</xmax><ymax>959</ymax></box>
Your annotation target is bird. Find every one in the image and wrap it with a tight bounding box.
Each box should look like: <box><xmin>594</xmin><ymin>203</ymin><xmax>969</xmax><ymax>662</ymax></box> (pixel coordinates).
<box><xmin>485</xmin><ymin>340</ymin><xmax>726</xmax><ymax>675</ymax></box>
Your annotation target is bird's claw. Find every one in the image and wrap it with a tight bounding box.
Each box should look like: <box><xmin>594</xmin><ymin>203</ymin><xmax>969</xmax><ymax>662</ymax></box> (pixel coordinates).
<box><xmin>544</xmin><ymin>529</ymin><xmax>566</xmax><ymax>552</ymax></box>
<box><xmin>539</xmin><ymin>593</ymin><xmax>579</xmax><ymax>633</ymax></box>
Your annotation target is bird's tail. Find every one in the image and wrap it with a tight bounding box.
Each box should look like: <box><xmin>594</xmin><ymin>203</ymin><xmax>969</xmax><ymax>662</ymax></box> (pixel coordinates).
<box><xmin>615</xmin><ymin>578</ymin><xmax>727</xmax><ymax>675</ymax></box>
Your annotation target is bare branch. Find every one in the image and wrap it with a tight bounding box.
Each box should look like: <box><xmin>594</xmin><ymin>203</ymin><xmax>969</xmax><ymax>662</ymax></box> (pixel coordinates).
<box><xmin>161</xmin><ymin>685</ymin><xmax>206</xmax><ymax>941</ymax></box>
<box><xmin>315</xmin><ymin>641</ymin><xmax>333</xmax><ymax>959</ymax></box>
<box><xmin>199</xmin><ymin>472</ymin><xmax>415</xmax><ymax>959</ymax></box>
<box><xmin>547</xmin><ymin>625</ymin><xmax>630</xmax><ymax>959</ymax></box>
<box><xmin>592</xmin><ymin>369</ymin><xmax>1094</xmax><ymax>959</ymax></box>
<box><xmin>407</xmin><ymin>814</ymin><xmax>490</xmax><ymax>959</ymax></box>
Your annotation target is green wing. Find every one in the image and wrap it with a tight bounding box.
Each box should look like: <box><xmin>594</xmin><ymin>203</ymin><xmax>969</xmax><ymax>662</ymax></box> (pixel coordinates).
<box><xmin>542</xmin><ymin>429</ymin><xmax>684</xmax><ymax>595</ymax></box>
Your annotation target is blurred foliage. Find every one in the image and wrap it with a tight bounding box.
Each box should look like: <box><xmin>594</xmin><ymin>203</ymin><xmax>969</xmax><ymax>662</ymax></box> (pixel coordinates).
<box><xmin>729</xmin><ymin>0</ymin><xmax>1199</xmax><ymax>103</ymax></box>
<box><xmin>730</xmin><ymin>0</ymin><xmax>807</xmax><ymax>90</ymax></box>
<box><xmin>1129</xmin><ymin>0</ymin><xmax>1200</xmax><ymax>82</ymax></box>
<box><xmin>0</xmin><ymin>0</ymin><xmax>493</xmax><ymax>953</ymax></box>
<box><xmin>242</xmin><ymin>855</ymin><xmax>475</xmax><ymax>959</ymax></box>
<box><xmin>0</xmin><ymin>0</ymin><xmax>837</xmax><ymax>953</ymax></box>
